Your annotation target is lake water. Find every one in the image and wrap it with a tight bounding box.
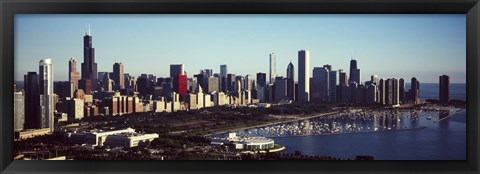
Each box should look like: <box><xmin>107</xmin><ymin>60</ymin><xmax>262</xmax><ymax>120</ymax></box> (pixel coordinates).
<box><xmin>215</xmin><ymin>83</ymin><xmax>467</xmax><ymax>160</ymax></box>
<box><xmin>234</xmin><ymin>110</ymin><xmax>466</xmax><ymax>160</ymax></box>
<box><xmin>275</xmin><ymin>111</ymin><xmax>466</xmax><ymax>160</ymax></box>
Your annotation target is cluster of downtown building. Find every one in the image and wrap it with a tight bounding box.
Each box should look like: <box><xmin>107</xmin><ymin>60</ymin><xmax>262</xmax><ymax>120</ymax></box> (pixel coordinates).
<box><xmin>13</xmin><ymin>26</ymin><xmax>452</xmax><ymax>140</ymax></box>
<box><xmin>269</xmin><ymin>51</ymin><xmax>424</xmax><ymax>106</ymax></box>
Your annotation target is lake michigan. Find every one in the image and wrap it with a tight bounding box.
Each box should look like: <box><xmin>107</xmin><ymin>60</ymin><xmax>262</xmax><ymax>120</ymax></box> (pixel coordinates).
<box><xmin>246</xmin><ymin>83</ymin><xmax>466</xmax><ymax>160</ymax></box>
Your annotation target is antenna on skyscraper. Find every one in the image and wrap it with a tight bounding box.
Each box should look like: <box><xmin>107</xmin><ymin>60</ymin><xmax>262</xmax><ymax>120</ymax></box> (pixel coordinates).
<box><xmin>88</xmin><ymin>24</ymin><xmax>91</xmax><ymax>35</ymax></box>
<box><xmin>350</xmin><ymin>49</ymin><xmax>354</xmax><ymax>60</ymax></box>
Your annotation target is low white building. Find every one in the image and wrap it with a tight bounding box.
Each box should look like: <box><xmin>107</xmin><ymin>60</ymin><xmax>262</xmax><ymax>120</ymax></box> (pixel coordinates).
<box><xmin>104</xmin><ymin>132</ymin><xmax>159</xmax><ymax>148</ymax></box>
<box><xmin>239</xmin><ymin>137</ymin><xmax>275</xmax><ymax>150</ymax></box>
<box><xmin>210</xmin><ymin>132</ymin><xmax>274</xmax><ymax>150</ymax></box>
<box><xmin>68</xmin><ymin>128</ymin><xmax>158</xmax><ymax>148</ymax></box>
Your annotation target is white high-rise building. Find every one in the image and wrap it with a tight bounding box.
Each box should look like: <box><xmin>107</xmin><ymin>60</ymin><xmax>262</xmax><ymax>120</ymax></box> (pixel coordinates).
<box><xmin>298</xmin><ymin>50</ymin><xmax>310</xmax><ymax>103</ymax></box>
<box><xmin>39</xmin><ymin>58</ymin><xmax>54</xmax><ymax>133</ymax></box>
<box><xmin>371</xmin><ymin>75</ymin><xmax>379</xmax><ymax>85</ymax></box>
<box><xmin>269</xmin><ymin>53</ymin><xmax>276</xmax><ymax>84</ymax></box>
<box><xmin>197</xmin><ymin>85</ymin><xmax>204</xmax><ymax>109</ymax></box>
<box><xmin>14</xmin><ymin>91</ymin><xmax>24</xmax><ymax>132</ymax></box>
<box><xmin>245</xmin><ymin>75</ymin><xmax>253</xmax><ymax>91</ymax></box>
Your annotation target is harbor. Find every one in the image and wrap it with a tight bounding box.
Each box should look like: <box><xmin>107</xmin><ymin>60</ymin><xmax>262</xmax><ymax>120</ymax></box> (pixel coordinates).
<box><xmin>214</xmin><ymin>104</ymin><xmax>462</xmax><ymax>139</ymax></box>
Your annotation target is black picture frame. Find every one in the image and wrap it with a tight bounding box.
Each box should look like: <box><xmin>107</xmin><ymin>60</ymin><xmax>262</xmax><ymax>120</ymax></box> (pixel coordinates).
<box><xmin>1</xmin><ymin>0</ymin><xmax>479</xmax><ymax>173</ymax></box>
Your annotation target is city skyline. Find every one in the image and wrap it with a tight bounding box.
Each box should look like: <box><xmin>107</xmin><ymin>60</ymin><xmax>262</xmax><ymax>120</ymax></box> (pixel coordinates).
<box><xmin>15</xmin><ymin>14</ymin><xmax>466</xmax><ymax>83</ymax></box>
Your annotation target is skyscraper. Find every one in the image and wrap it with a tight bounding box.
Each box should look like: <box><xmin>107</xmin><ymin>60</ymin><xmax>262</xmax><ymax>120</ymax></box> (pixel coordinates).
<box><xmin>81</xmin><ymin>25</ymin><xmax>98</xmax><ymax>91</ymax></box>
<box><xmin>235</xmin><ymin>76</ymin><xmax>245</xmax><ymax>91</ymax></box>
<box><xmin>113</xmin><ymin>62</ymin><xmax>125</xmax><ymax>89</ymax></box>
<box><xmin>298</xmin><ymin>50</ymin><xmax>310</xmax><ymax>103</ymax></box>
<box><xmin>104</xmin><ymin>76</ymin><xmax>114</xmax><ymax>92</ymax></box>
<box><xmin>173</xmin><ymin>74</ymin><xmax>188</xmax><ymax>95</ymax></box>
<box><xmin>244</xmin><ymin>75</ymin><xmax>253</xmax><ymax>91</ymax></box>
<box><xmin>54</xmin><ymin>81</ymin><xmax>73</xmax><ymax>99</ymax></box>
<box><xmin>256</xmin><ymin>72</ymin><xmax>267</xmax><ymax>102</ymax></box>
<box><xmin>203</xmin><ymin>69</ymin><xmax>213</xmax><ymax>77</ymax></box>
<box><xmin>24</xmin><ymin>72</ymin><xmax>40</xmax><ymax>129</ymax></box>
<box><xmin>170</xmin><ymin>64</ymin><xmax>187</xmax><ymax>97</ymax></box>
<box><xmin>39</xmin><ymin>58</ymin><xmax>54</xmax><ymax>133</ymax></box>
<box><xmin>227</xmin><ymin>74</ymin><xmax>236</xmax><ymax>92</ymax></box>
<box><xmin>392</xmin><ymin>78</ymin><xmax>400</xmax><ymax>106</ymax></box>
<box><xmin>220</xmin><ymin>65</ymin><xmax>227</xmax><ymax>78</ymax></box>
<box><xmin>339</xmin><ymin>69</ymin><xmax>348</xmax><ymax>86</ymax></box>
<box><xmin>286</xmin><ymin>62</ymin><xmax>295</xmax><ymax>101</ymax></box>
<box><xmin>439</xmin><ymin>75</ymin><xmax>450</xmax><ymax>103</ymax></box>
<box><xmin>386</xmin><ymin>79</ymin><xmax>393</xmax><ymax>105</ymax></box>
<box><xmin>14</xmin><ymin>91</ymin><xmax>25</xmax><ymax>132</ymax></box>
<box><xmin>349</xmin><ymin>82</ymin><xmax>358</xmax><ymax>104</ymax></box>
<box><xmin>312</xmin><ymin>67</ymin><xmax>329</xmax><ymax>103</ymax></box>
<box><xmin>274</xmin><ymin>76</ymin><xmax>287</xmax><ymax>102</ymax></box>
<box><xmin>193</xmin><ymin>74</ymin><xmax>203</xmax><ymax>90</ymax></box>
<box><xmin>329</xmin><ymin>70</ymin><xmax>338</xmax><ymax>103</ymax></box>
<box><xmin>399</xmin><ymin>78</ymin><xmax>405</xmax><ymax>103</ymax></box>
<box><xmin>411</xmin><ymin>77</ymin><xmax>420</xmax><ymax>104</ymax></box>
<box><xmin>170</xmin><ymin>64</ymin><xmax>184</xmax><ymax>77</ymax></box>
<box><xmin>378</xmin><ymin>78</ymin><xmax>386</xmax><ymax>105</ymax></box>
<box><xmin>366</xmin><ymin>83</ymin><xmax>377</xmax><ymax>104</ymax></box>
<box><xmin>136</xmin><ymin>76</ymin><xmax>147</xmax><ymax>97</ymax></box>
<box><xmin>338</xmin><ymin>69</ymin><xmax>349</xmax><ymax>103</ymax></box>
<box><xmin>69</xmin><ymin>58</ymin><xmax>80</xmax><ymax>90</ymax></box>
<box><xmin>220</xmin><ymin>65</ymin><xmax>227</xmax><ymax>92</ymax></box>
<box><xmin>78</xmin><ymin>79</ymin><xmax>92</xmax><ymax>94</ymax></box>
<box><xmin>269</xmin><ymin>53</ymin><xmax>276</xmax><ymax>84</ymax></box>
<box><xmin>371</xmin><ymin>75</ymin><xmax>379</xmax><ymax>85</ymax></box>
<box><xmin>349</xmin><ymin>59</ymin><xmax>361</xmax><ymax>84</ymax></box>
<box><xmin>206</xmin><ymin>76</ymin><xmax>219</xmax><ymax>93</ymax></box>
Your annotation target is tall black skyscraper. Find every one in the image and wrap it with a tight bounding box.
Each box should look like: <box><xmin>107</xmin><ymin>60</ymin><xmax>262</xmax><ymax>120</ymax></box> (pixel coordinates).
<box><xmin>256</xmin><ymin>73</ymin><xmax>267</xmax><ymax>102</ymax></box>
<box><xmin>286</xmin><ymin>62</ymin><xmax>295</xmax><ymax>101</ymax></box>
<box><xmin>349</xmin><ymin>59</ymin><xmax>361</xmax><ymax>84</ymax></box>
<box><xmin>24</xmin><ymin>72</ymin><xmax>40</xmax><ymax>129</ymax></box>
<box><xmin>227</xmin><ymin>74</ymin><xmax>236</xmax><ymax>92</ymax></box>
<box><xmin>439</xmin><ymin>75</ymin><xmax>450</xmax><ymax>103</ymax></box>
<box><xmin>81</xmin><ymin>24</ymin><xmax>98</xmax><ymax>90</ymax></box>
<box><xmin>337</xmin><ymin>69</ymin><xmax>349</xmax><ymax>103</ymax></box>
<box><xmin>113</xmin><ymin>62</ymin><xmax>125</xmax><ymax>89</ymax></box>
<box><xmin>194</xmin><ymin>74</ymin><xmax>206</xmax><ymax>91</ymax></box>
<box><xmin>220</xmin><ymin>65</ymin><xmax>227</xmax><ymax>92</ymax></box>
<box><xmin>410</xmin><ymin>77</ymin><xmax>420</xmax><ymax>104</ymax></box>
<box><xmin>399</xmin><ymin>78</ymin><xmax>405</xmax><ymax>102</ymax></box>
<box><xmin>256</xmin><ymin>73</ymin><xmax>266</xmax><ymax>88</ymax></box>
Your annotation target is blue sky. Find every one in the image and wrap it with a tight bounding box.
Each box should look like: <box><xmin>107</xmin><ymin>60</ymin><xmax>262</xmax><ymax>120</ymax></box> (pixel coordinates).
<box><xmin>15</xmin><ymin>14</ymin><xmax>466</xmax><ymax>83</ymax></box>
